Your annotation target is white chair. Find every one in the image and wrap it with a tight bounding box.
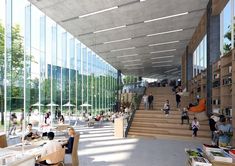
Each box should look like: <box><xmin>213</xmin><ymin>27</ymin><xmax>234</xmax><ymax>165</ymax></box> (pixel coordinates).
<box><xmin>36</xmin><ymin>148</ymin><xmax>65</xmax><ymax>166</ymax></box>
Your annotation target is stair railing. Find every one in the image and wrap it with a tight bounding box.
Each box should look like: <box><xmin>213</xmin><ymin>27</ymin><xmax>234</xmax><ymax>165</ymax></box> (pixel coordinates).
<box><xmin>124</xmin><ymin>87</ymin><xmax>146</xmax><ymax>137</ymax></box>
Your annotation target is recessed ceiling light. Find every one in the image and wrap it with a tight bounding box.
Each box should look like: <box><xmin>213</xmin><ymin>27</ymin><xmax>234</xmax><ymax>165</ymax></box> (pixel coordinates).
<box><xmin>147</xmin><ymin>29</ymin><xmax>183</xmax><ymax>37</ymax></box>
<box><xmin>104</xmin><ymin>38</ymin><xmax>132</xmax><ymax>44</ymax></box>
<box><xmin>122</xmin><ymin>59</ymin><xmax>141</xmax><ymax>63</ymax></box>
<box><xmin>94</xmin><ymin>25</ymin><xmax>126</xmax><ymax>33</ymax></box>
<box><xmin>152</xmin><ymin>60</ymin><xmax>172</xmax><ymax>64</ymax></box>
<box><xmin>165</xmin><ymin>68</ymin><xmax>178</xmax><ymax>73</ymax></box>
<box><xmin>111</xmin><ymin>47</ymin><xmax>135</xmax><ymax>52</ymax></box>
<box><xmin>126</xmin><ymin>67</ymin><xmax>144</xmax><ymax>70</ymax></box>
<box><xmin>150</xmin><ymin>49</ymin><xmax>176</xmax><ymax>54</ymax></box>
<box><xmin>117</xmin><ymin>54</ymin><xmax>139</xmax><ymax>58</ymax></box>
<box><xmin>151</xmin><ymin>55</ymin><xmax>175</xmax><ymax>60</ymax></box>
<box><xmin>124</xmin><ymin>63</ymin><xmax>142</xmax><ymax>67</ymax></box>
<box><xmin>144</xmin><ymin>12</ymin><xmax>189</xmax><ymax>23</ymax></box>
<box><xmin>149</xmin><ymin>41</ymin><xmax>179</xmax><ymax>47</ymax></box>
<box><xmin>79</xmin><ymin>6</ymin><xmax>118</xmax><ymax>18</ymax></box>
<box><xmin>152</xmin><ymin>65</ymin><xmax>172</xmax><ymax>67</ymax></box>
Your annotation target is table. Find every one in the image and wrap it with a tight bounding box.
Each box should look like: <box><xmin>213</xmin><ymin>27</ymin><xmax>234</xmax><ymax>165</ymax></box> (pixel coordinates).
<box><xmin>0</xmin><ymin>148</ymin><xmax>35</xmax><ymax>166</ymax></box>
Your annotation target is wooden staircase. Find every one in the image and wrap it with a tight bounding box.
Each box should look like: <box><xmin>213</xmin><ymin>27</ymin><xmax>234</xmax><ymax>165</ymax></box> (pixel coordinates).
<box><xmin>128</xmin><ymin>87</ymin><xmax>211</xmax><ymax>141</ymax></box>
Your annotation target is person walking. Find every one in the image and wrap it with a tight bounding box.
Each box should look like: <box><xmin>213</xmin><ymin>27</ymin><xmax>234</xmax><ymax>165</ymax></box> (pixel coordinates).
<box><xmin>192</xmin><ymin>117</ymin><xmax>200</xmax><ymax>137</ymax></box>
<box><xmin>176</xmin><ymin>92</ymin><xmax>181</xmax><ymax>108</ymax></box>
<box><xmin>142</xmin><ymin>94</ymin><xmax>148</xmax><ymax>110</ymax></box>
<box><xmin>148</xmin><ymin>93</ymin><xmax>154</xmax><ymax>110</ymax></box>
<box><xmin>9</xmin><ymin>113</ymin><xmax>17</xmax><ymax>135</ymax></box>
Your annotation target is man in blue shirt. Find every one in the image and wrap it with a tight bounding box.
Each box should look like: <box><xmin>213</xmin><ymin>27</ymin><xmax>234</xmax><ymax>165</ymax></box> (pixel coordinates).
<box><xmin>217</xmin><ymin>117</ymin><xmax>233</xmax><ymax>147</ymax></box>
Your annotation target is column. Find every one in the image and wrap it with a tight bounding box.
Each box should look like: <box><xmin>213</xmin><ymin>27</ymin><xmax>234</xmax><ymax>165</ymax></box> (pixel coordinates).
<box><xmin>206</xmin><ymin>0</ymin><xmax>221</xmax><ymax>116</ymax></box>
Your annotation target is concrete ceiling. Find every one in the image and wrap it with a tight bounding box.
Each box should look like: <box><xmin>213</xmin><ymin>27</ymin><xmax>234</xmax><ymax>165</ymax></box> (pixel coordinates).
<box><xmin>29</xmin><ymin>0</ymin><xmax>209</xmax><ymax>78</ymax></box>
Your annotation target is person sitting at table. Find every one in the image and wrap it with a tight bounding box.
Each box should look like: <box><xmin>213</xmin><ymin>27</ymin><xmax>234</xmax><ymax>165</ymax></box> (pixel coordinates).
<box><xmin>64</xmin><ymin>127</ymin><xmax>77</xmax><ymax>154</ymax></box>
<box><xmin>38</xmin><ymin>132</ymin><xmax>63</xmax><ymax>165</ymax></box>
<box><xmin>24</xmin><ymin>123</ymin><xmax>40</xmax><ymax>140</ymax></box>
<box><xmin>58</xmin><ymin>115</ymin><xmax>65</xmax><ymax>124</ymax></box>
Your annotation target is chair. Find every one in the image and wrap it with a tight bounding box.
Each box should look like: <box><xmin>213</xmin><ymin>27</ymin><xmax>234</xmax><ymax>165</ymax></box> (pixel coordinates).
<box><xmin>0</xmin><ymin>134</ymin><xmax>7</xmax><ymax>148</ymax></box>
<box><xmin>65</xmin><ymin>134</ymin><xmax>80</xmax><ymax>166</ymax></box>
<box><xmin>37</xmin><ymin>148</ymin><xmax>65</xmax><ymax>166</ymax></box>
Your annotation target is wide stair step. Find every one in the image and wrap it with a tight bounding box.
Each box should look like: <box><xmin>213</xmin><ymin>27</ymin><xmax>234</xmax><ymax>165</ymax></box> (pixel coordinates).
<box><xmin>128</xmin><ymin>87</ymin><xmax>210</xmax><ymax>141</ymax></box>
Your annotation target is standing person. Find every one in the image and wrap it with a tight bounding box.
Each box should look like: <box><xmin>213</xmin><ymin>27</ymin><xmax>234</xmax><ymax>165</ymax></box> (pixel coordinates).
<box><xmin>20</xmin><ymin>108</ymin><xmax>24</xmax><ymax>131</ymax></box>
<box><xmin>9</xmin><ymin>113</ymin><xmax>17</xmax><ymax>135</ymax></box>
<box><xmin>142</xmin><ymin>94</ymin><xmax>148</xmax><ymax>110</ymax></box>
<box><xmin>209</xmin><ymin>114</ymin><xmax>219</xmax><ymax>143</ymax></box>
<box><xmin>192</xmin><ymin>117</ymin><xmax>200</xmax><ymax>137</ymax></box>
<box><xmin>176</xmin><ymin>92</ymin><xmax>181</xmax><ymax>108</ymax></box>
<box><xmin>55</xmin><ymin>107</ymin><xmax>58</xmax><ymax>120</ymax></box>
<box><xmin>148</xmin><ymin>93</ymin><xmax>154</xmax><ymax>110</ymax></box>
<box><xmin>163</xmin><ymin>100</ymin><xmax>170</xmax><ymax>117</ymax></box>
<box><xmin>217</xmin><ymin>116</ymin><xmax>233</xmax><ymax>147</ymax></box>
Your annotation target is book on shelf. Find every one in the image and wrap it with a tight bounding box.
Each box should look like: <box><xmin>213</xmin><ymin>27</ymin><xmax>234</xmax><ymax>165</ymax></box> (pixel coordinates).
<box><xmin>185</xmin><ymin>149</ymin><xmax>203</xmax><ymax>158</ymax></box>
<box><xmin>191</xmin><ymin>157</ymin><xmax>212</xmax><ymax>166</ymax></box>
<box><xmin>207</xmin><ymin>149</ymin><xmax>233</xmax><ymax>163</ymax></box>
<box><xmin>203</xmin><ymin>144</ymin><xmax>220</xmax><ymax>152</ymax></box>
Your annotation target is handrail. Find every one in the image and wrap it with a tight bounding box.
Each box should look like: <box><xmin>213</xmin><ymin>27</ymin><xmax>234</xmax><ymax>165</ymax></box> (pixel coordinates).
<box><xmin>124</xmin><ymin>87</ymin><xmax>146</xmax><ymax>137</ymax></box>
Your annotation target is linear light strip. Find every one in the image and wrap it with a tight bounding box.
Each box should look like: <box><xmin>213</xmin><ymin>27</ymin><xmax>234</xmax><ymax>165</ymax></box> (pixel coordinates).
<box><xmin>124</xmin><ymin>63</ymin><xmax>142</xmax><ymax>67</ymax></box>
<box><xmin>165</xmin><ymin>68</ymin><xmax>178</xmax><ymax>73</ymax></box>
<box><xmin>79</xmin><ymin>6</ymin><xmax>118</xmax><ymax>18</ymax></box>
<box><xmin>151</xmin><ymin>55</ymin><xmax>175</xmax><ymax>60</ymax></box>
<box><xmin>147</xmin><ymin>29</ymin><xmax>183</xmax><ymax>37</ymax></box>
<box><xmin>117</xmin><ymin>54</ymin><xmax>139</xmax><ymax>58</ymax></box>
<box><xmin>122</xmin><ymin>59</ymin><xmax>141</xmax><ymax>63</ymax></box>
<box><xmin>149</xmin><ymin>40</ymin><xmax>179</xmax><ymax>47</ymax></box>
<box><xmin>150</xmin><ymin>49</ymin><xmax>176</xmax><ymax>54</ymax></box>
<box><xmin>94</xmin><ymin>25</ymin><xmax>126</xmax><ymax>33</ymax></box>
<box><xmin>152</xmin><ymin>65</ymin><xmax>172</xmax><ymax>67</ymax></box>
<box><xmin>104</xmin><ymin>38</ymin><xmax>132</xmax><ymax>44</ymax></box>
<box><xmin>111</xmin><ymin>47</ymin><xmax>135</xmax><ymax>52</ymax></box>
<box><xmin>152</xmin><ymin>60</ymin><xmax>172</xmax><ymax>64</ymax></box>
<box><xmin>144</xmin><ymin>12</ymin><xmax>189</xmax><ymax>23</ymax></box>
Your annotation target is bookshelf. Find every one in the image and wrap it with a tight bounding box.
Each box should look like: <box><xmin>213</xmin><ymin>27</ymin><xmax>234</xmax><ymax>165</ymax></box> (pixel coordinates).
<box><xmin>189</xmin><ymin>49</ymin><xmax>234</xmax><ymax>118</ymax></box>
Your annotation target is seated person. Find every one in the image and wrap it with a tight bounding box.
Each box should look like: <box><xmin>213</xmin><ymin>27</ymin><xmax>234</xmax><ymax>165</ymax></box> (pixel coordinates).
<box><xmin>95</xmin><ymin>114</ymin><xmax>101</xmax><ymax>121</ymax></box>
<box><xmin>38</xmin><ymin>132</ymin><xmax>63</xmax><ymax>165</ymax></box>
<box><xmin>58</xmin><ymin>115</ymin><xmax>65</xmax><ymax>124</ymax></box>
<box><xmin>24</xmin><ymin>123</ymin><xmax>40</xmax><ymax>140</ymax></box>
<box><xmin>181</xmin><ymin>108</ymin><xmax>189</xmax><ymax>124</ymax></box>
<box><xmin>217</xmin><ymin>116</ymin><xmax>233</xmax><ymax>147</ymax></box>
<box><xmin>163</xmin><ymin>100</ymin><xmax>170</xmax><ymax>116</ymax></box>
<box><xmin>88</xmin><ymin>113</ymin><xmax>93</xmax><ymax>121</ymax></box>
<box><xmin>64</xmin><ymin>127</ymin><xmax>77</xmax><ymax>154</ymax></box>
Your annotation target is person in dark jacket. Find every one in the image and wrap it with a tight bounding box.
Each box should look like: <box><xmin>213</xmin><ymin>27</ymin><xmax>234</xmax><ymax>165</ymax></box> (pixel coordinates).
<box><xmin>65</xmin><ymin>127</ymin><xmax>76</xmax><ymax>154</ymax></box>
<box><xmin>148</xmin><ymin>93</ymin><xmax>154</xmax><ymax>110</ymax></box>
<box><xmin>176</xmin><ymin>92</ymin><xmax>181</xmax><ymax>108</ymax></box>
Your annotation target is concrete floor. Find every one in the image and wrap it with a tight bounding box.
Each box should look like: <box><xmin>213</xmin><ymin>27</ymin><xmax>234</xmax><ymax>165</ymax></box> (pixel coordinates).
<box><xmin>76</xmin><ymin>123</ymin><xmax>205</xmax><ymax>166</ymax></box>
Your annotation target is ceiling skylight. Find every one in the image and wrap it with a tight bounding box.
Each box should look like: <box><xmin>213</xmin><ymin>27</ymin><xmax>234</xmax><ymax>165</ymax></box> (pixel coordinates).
<box><xmin>117</xmin><ymin>54</ymin><xmax>139</xmax><ymax>58</ymax></box>
<box><xmin>111</xmin><ymin>47</ymin><xmax>135</xmax><ymax>52</ymax></box>
<box><xmin>149</xmin><ymin>41</ymin><xmax>179</xmax><ymax>47</ymax></box>
<box><xmin>147</xmin><ymin>29</ymin><xmax>183</xmax><ymax>37</ymax></box>
<box><xmin>79</xmin><ymin>6</ymin><xmax>118</xmax><ymax>18</ymax></box>
<box><xmin>94</xmin><ymin>25</ymin><xmax>126</xmax><ymax>34</ymax></box>
<box><xmin>152</xmin><ymin>60</ymin><xmax>172</xmax><ymax>64</ymax></box>
<box><xmin>151</xmin><ymin>55</ymin><xmax>175</xmax><ymax>60</ymax></box>
<box><xmin>104</xmin><ymin>38</ymin><xmax>132</xmax><ymax>44</ymax></box>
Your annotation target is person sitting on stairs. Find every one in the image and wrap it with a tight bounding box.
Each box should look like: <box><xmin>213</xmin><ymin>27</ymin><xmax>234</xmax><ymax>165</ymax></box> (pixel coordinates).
<box><xmin>163</xmin><ymin>100</ymin><xmax>170</xmax><ymax>117</ymax></box>
<box><xmin>181</xmin><ymin>108</ymin><xmax>189</xmax><ymax>124</ymax></box>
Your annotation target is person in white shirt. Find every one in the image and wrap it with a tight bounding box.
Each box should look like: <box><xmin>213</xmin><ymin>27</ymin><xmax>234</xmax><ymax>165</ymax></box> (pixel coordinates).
<box><xmin>163</xmin><ymin>100</ymin><xmax>170</xmax><ymax>117</ymax></box>
<box><xmin>192</xmin><ymin>117</ymin><xmax>200</xmax><ymax>137</ymax></box>
<box><xmin>142</xmin><ymin>94</ymin><xmax>148</xmax><ymax>110</ymax></box>
<box><xmin>39</xmin><ymin>132</ymin><xmax>63</xmax><ymax>165</ymax></box>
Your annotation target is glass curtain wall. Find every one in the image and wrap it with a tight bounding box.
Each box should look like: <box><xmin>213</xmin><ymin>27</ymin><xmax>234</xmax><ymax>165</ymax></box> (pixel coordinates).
<box><xmin>220</xmin><ymin>0</ymin><xmax>235</xmax><ymax>55</ymax></box>
<box><xmin>193</xmin><ymin>35</ymin><xmax>207</xmax><ymax>77</ymax></box>
<box><xmin>1</xmin><ymin>0</ymin><xmax>117</xmax><ymax>133</ymax></box>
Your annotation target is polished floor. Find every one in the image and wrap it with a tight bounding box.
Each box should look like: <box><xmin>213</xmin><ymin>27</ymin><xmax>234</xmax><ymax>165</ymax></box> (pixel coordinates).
<box><xmin>76</xmin><ymin>123</ymin><xmax>204</xmax><ymax>166</ymax></box>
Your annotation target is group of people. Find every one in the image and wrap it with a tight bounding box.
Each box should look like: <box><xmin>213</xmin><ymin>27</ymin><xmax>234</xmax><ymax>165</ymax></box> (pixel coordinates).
<box><xmin>142</xmin><ymin>93</ymin><xmax>154</xmax><ymax>110</ymax></box>
<box><xmin>23</xmin><ymin>123</ymin><xmax>77</xmax><ymax>165</ymax></box>
<box><xmin>209</xmin><ymin>114</ymin><xmax>233</xmax><ymax>147</ymax></box>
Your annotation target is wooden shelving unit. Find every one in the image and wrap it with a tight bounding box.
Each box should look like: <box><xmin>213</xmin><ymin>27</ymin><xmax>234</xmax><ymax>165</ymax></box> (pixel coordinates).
<box><xmin>189</xmin><ymin>70</ymin><xmax>206</xmax><ymax>103</ymax></box>
<box><xmin>188</xmin><ymin>49</ymin><xmax>234</xmax><ymax>118</ymax></box>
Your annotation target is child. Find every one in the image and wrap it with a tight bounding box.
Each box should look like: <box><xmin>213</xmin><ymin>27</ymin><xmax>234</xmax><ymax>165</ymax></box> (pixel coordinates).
<box><xmin>192</xmin><ymin>117</ymin><xmax>200</xmax><ymax>137</ymax></box>
<box><xmin>163</xmin><ymin>100</ymin><xmax>170</xmax><ymax>117</ymax></box>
